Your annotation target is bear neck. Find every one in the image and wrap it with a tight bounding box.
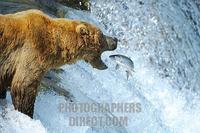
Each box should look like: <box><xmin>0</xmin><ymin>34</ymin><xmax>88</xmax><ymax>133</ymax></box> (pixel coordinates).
<box><xmin>47</xmin><ymin>20</ymin><xmax>85</xmax><ymax>68</ymax></box>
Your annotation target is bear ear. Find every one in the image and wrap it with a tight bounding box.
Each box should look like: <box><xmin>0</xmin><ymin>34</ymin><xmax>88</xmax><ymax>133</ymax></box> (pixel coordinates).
<box><xmin>76</xmin><ymin>24</ymin><xmax>89</xmax><ymax>35</ymax></box>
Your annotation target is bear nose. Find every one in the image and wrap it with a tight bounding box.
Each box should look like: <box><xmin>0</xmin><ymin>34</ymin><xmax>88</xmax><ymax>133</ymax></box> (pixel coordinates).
<box><xmin>105</xmin><ymin>36</ymin><xmax>118</xmax><ymax>51</ymax></box>
<box><xmin>114</xmin><ymin>37</ymin><xmax>118</xmax><ymax>43</ymax></box>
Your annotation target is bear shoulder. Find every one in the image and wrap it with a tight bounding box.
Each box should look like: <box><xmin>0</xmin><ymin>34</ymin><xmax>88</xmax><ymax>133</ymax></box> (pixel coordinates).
<box><xmin>2</xmin><ymin>9</ymin><xmax>50</xmax><ymax>23</ymax></box>
<box><xmin>10</xmin><ymin>9</ymin><xmax>45</xmax><ymax>17</ymax></box>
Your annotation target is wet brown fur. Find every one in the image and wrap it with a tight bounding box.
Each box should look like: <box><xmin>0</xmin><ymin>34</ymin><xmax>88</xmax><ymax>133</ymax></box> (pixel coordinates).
<box><xmin>0</xmin><ymin>9</ymin><xmax>116</xmax><ymax>118</ymax></box>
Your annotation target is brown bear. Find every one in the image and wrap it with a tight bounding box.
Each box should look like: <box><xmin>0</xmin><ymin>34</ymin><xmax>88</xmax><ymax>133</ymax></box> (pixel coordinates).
<box><xmin>0</xmin><ymin>9</ymin><xmax>117</xmax><ymax>118</ymax></box>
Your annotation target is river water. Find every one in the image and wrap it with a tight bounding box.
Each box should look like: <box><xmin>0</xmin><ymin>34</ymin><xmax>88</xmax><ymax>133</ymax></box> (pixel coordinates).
<box><xmin>0</xmin><ymin>0</ymin><xmax>200</xmax><ymax>133</ymax></box>
<box><xmin>57</xmin><ymin>0</ymin><xmax>200</xmax><ymax>132</ymax></box>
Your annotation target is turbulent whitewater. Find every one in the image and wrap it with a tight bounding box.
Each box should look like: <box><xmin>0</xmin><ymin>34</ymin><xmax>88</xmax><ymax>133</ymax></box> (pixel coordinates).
<box><xmin>1</xmin><ymin>0</ymin><xmax>200</xmax><ymax>133</ymax></box>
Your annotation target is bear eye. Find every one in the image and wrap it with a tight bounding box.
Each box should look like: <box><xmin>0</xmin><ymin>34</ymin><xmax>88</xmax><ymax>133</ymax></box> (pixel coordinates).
<box><xmin>98</xmin><ymin>32</ymin><xmax>103</xmax><ymax>40</ymax></box>
<box><xmin>100</xmin><ymin>33</ymin><xmax>103</xmax><ymax>38</ymax></box>
<box><xmin>99</xmin><ymin>33</ymin><xmax>106</xmax><ymax>47</ymax></box>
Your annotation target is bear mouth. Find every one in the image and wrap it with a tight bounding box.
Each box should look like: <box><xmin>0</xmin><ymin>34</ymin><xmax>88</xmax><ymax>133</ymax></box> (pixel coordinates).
<box><xmin>97</xmin><ymin>58</ymin><xmax>108</xmax><ymax>70</ymax></box>
<box><xmin>89</xmin><ymin>56</ymin><xmax>108</xmax><ymax>70</ymax></box>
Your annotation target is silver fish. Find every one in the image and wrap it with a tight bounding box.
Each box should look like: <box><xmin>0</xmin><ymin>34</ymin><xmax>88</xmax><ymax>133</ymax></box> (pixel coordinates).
<box><xmin>109</xmin><ymin>54</ymin><xmax>135</xmax><ymax>80</ymax></box>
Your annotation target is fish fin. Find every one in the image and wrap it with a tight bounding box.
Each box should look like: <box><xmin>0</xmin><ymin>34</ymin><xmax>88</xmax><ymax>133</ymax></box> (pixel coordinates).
<box><xmin>115</xmin><ymin>64</ymin><xmax>120</xmax><ymax>70</ymax></box>
<box><xmin>126</xmin><ymin>71</ymin><xmax>132</xmax><ymax>80</ymax></box>
<box><xmin>131</xmin><ymin>68</ymin><xmax>135</xmax><ymax>73</ymax></box>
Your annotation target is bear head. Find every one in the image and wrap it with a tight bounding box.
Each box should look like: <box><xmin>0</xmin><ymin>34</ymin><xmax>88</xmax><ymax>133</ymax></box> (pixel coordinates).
<box><xmin>75</xmin><ymin>23</ymin><xmax>118</xmax><ymax>70</ymax></box>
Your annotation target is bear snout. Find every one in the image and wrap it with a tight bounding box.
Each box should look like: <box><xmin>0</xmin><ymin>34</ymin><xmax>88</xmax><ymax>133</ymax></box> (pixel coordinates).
<box><xmin>105</xmin><ymin>36</ymin><xmax>118</xmax><ymax>51</ymax></box>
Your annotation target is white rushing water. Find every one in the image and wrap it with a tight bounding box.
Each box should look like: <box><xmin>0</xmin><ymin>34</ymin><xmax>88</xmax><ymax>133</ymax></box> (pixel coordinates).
<box><xmin>1</xmin><ymin>0</ymin><xmax>200</xmax><ymax>133</ymax></box>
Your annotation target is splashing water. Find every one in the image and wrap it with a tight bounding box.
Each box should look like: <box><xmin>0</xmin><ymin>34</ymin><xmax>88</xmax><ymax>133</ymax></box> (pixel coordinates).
<box><xmin>87</xmin><ymin>0</ymin><xmax>200</xmax><ymax>132</ymax></box>
<box><xmin>1</xmin><ymin>0</ymin><xmax>200</xmax><ymax>132</ymax></box>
